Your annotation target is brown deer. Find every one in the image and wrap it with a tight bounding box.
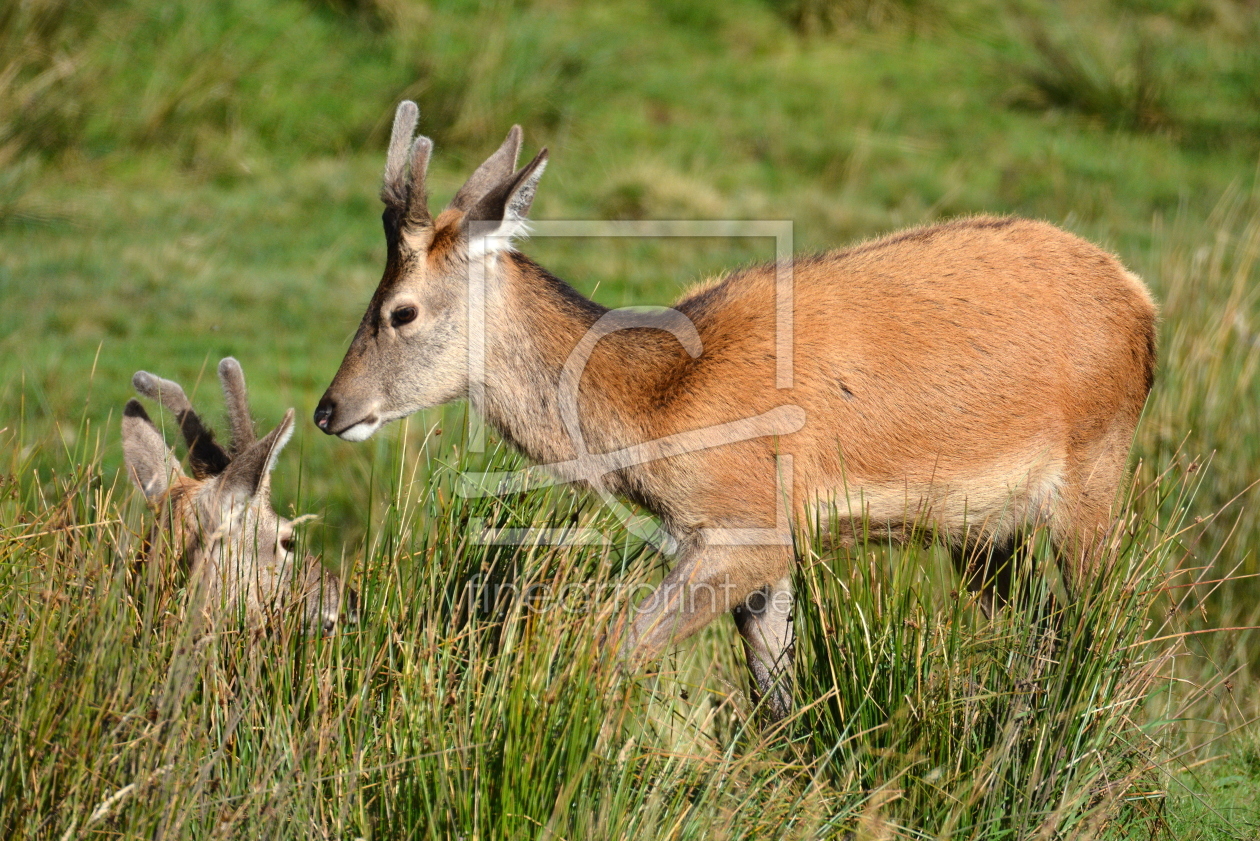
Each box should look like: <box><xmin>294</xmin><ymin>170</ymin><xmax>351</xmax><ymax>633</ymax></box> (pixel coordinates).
<box><xmin>124</xmin><ymin>358</ymin><xmax>356</xmax><ymax>633</ymax></box>
<box><xmin>314</xmin><ymin>102</ymin><xmax>1156</xmax><ymax>718</ymax></box>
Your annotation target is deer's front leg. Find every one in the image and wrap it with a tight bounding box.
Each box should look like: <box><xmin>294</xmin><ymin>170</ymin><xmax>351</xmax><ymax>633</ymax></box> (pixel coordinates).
<box><xmin>622</xmin><ymin>536</ymin><xmax>793</xmax><ymax>675</ymax></box>
<box><xmin>732</xmin><ymin>575</ymin><xmax>794</xmax><ymax>721</ymax></box>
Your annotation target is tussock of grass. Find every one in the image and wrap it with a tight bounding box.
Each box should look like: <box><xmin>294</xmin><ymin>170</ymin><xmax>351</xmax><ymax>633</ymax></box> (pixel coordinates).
<box><xmin>0</xmin><ymin>0</ymin><xmax>86</xmax><ymax>165</ymax></box>
<box><xmin>767</xmin><ymin>0</ymin><xmax>942</xmax><ymax>34</ymax></box>
<box><xmin>793</xmin><ymin>513</ymin><xmax>1185</xmax><ymax>836</ymax></box>
<box><xmin>1002</xmin><ymin>0</ymin><xmax>1260</xmax><ymax>146</ymax></box>
<box><xmin>1007</xmin><ymin>13</ymin><xmax>1173</xmax><ymax>133</ymax></box>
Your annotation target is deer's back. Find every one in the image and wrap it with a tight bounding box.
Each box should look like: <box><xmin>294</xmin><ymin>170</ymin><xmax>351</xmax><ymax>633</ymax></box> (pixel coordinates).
<box><xmin>639</xmin><ymin>216</ymin><xmax>1155</xmax><ymax>527</ymax></box>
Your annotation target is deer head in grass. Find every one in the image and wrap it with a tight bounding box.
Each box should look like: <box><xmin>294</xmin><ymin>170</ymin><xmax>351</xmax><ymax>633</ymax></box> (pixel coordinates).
<box><xmin>123</xmin><ymin>358</ymin><xmax>356</xmax><ymax>632</ymax></box>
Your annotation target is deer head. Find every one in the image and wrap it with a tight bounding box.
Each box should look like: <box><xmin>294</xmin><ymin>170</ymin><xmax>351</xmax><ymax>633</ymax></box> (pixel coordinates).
<box><xmin>123</xmin><ymin>358</ymin><xmax>356</xmax><ymax>632</ymax></box>
<box><xmin>313</xmin><ymin>100</ymin><xmax>549</xmax><ymax>441</ymax></box>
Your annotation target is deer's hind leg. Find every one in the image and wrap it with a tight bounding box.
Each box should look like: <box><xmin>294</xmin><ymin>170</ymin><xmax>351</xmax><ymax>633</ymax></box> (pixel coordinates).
<box><xmin>950</xmin><ymin>531</ymin><xmax>1032</xmax><ymax>616</ymax></box>
<box><xmin>1051</xmin><ymin>421</ymin><xmax>1135</xmax><ymax>597</ymax></box>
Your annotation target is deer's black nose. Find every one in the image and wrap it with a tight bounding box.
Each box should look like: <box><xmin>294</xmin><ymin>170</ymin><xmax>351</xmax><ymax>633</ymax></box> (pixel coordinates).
<box><xmin>313</xmin><ymin>397</ymin><xmax>335</xmax><ymax>433</ymax></box>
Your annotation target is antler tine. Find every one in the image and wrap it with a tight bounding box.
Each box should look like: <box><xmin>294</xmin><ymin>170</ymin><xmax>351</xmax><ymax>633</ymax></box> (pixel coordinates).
<box><xmin>405</xmin><ymin>133</ymin><xmax>434</xmax><ymax>228</ymax></box>
<box><xmin>217</xmin><ymin>358</ymin><xmax>256</xmax><ymax>455</ymax></box>
<box><xmin>382</xmin><ymin>101</ymin><xmax>420</xmax><ymax>211</ymax></box>
<box><xmin>132</xmin><ymin>370</ymin><xmax>192</xmax><ymax>416</ymax></box>
<box><xmin>132</xmin><ymin>370</ymin><xmax>230</xmax><ymax>479</ymax></box>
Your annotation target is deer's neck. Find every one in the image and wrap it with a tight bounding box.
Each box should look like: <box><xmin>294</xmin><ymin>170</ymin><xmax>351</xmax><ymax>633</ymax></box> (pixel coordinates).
<box><xmin>475</xmin><ymin>252</ymin><xmax>678</xmax><ymax>472</ymax></box>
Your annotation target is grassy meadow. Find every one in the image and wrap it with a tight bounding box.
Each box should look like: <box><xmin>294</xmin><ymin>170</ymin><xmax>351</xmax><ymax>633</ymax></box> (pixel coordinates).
<box><xmin>3</xmin><ymin>0</ymin><xmax>1260</xmax><ymax>836</ymax></box>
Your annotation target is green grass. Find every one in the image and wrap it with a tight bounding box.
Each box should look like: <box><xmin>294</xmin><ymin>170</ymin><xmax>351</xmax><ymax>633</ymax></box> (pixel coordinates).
<box><xmin>0</xmin><ymin>408</ymin><xmax>1250</xmax><ymax>837</ymax></box>
<box><xmin>3</xmin><ymin>0</ymin><xmax>1260</xmax><ymax>836</ymax></box>
<box><xmin>792</xmin><ymin>471</ymin><xmax>1210</xmax><ymax>837</ymax></box>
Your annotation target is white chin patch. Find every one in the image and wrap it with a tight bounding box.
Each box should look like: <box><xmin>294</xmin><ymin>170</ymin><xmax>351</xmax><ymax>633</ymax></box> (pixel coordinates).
<box><xmin>339</xmin><ymin>419</ymin><xmax>384</xmax><ymax>442</ymax></box>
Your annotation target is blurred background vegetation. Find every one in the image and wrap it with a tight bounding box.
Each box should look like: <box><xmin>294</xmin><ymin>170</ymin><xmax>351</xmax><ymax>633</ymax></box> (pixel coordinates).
<box><xmin>3</xmin><ymin>0</ymin><xmax>1260</xmax><ymax>834</ymax></box>
<box><xmin>5</xmin><ymin>0</ymin><xmax>1259</xmax><ymax>524</ymax></box>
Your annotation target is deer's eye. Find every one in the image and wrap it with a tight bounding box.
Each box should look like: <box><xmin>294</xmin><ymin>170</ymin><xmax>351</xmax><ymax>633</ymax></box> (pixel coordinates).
<box><xmin>280</xmin><ymin>536</ymin><xmax>295</xmax><ymax>553</ymax></box>
<box><xmin>391</xmin><ymin>306</ymin><xmax>418</xmax><ymax>328</ymax></box>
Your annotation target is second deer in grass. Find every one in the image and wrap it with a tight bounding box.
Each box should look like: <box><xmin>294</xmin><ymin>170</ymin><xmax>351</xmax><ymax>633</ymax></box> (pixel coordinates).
<box><xmin>124</xmin><ymin>358</ymin><xmax>356</xmax><ymax>632</ymax></box>
<box><xmin>314</xmin><ymin>102</ymin><xmax>1157</xmax><ymax>718</ymax></box>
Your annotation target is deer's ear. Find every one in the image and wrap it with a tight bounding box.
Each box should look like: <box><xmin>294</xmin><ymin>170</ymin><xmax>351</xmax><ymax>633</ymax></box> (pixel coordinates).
<box><xmin>122</xmin><ymin>400</ymin><xmax>183</xmax><ymax>501</ymax></box>
<box><xmin>448</xmin><ymin>125</ymin><xmax>524</xmax><ymax>213</ymax></box>
<box><xmin>463</xmin><ymin>148</ymin><xmax>548</xmax><ymax>257</ymax></box>
<box><xmin>219</xmin><ymin>409</ymin><xmax>295</xmax><ymax>502</ymax></box>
